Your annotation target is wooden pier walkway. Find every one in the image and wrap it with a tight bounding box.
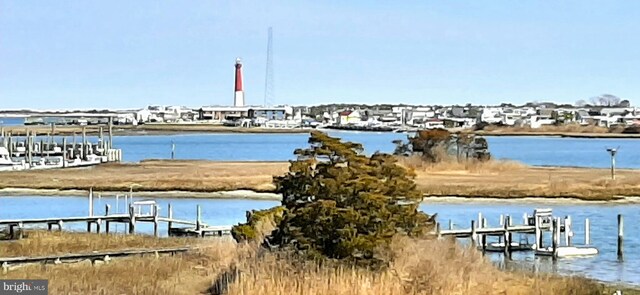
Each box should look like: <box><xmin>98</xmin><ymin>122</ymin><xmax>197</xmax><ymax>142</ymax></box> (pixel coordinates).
<box><xmin>0</xmin><ymin>193</ymin><xmax>232</xmax><ymax>239</ymax></box>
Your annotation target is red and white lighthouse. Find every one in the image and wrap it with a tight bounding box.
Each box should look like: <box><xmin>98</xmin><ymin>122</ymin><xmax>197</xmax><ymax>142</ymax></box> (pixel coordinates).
<box><xmin>233</xmin><ymin>58</ymin><xmax>245</xmax><ymax>107</ymax></box>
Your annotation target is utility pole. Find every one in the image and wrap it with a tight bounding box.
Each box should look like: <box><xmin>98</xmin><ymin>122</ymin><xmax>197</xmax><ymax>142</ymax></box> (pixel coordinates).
<box><xmin>606</xmin><ymin>147</ymin><xmax>618</xmax><ymax>180</ymax></box>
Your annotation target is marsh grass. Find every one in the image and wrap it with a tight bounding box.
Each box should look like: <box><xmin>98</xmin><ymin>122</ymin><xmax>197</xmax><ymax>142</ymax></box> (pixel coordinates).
<box><xmin>0</xmin><ymin>232</ymin><xmax>632</xmax><ymax>294</ymax></box>
<box><xmin>0</xmin><ymin>230</ymin><xmax>199</xmax><ymax>257</ymax></box>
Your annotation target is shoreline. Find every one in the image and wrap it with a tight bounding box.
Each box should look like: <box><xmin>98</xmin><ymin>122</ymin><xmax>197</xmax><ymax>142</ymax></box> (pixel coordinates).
<box><xmin>3</xmin><ymin>122</ymin><xmax>640</xmax><ymax>138</ymax></box>
<box><xmin>3</xmin><ymin>187</ymin><xmax>640</xmax><ymax>204</ymax></box>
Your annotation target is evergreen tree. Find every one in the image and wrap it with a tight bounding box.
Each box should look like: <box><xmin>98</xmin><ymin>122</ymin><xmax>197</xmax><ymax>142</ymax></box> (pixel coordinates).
<box><xmin>267</xmin><ymin>131</ymin><xmax>433</xmax><ymax>264</ymax></box>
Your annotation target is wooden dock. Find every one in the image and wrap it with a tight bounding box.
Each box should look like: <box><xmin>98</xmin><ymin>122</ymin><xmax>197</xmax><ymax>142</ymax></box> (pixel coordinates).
<box><xmin>0</xmin><ymin>247</ymin><xmax>191</xmax><ymax>268</ymax></box>
<box><xmin>0</xmin><ymin>191</ymin><xmax>232</xmax><ymax>239</ymax></box>
<box><xmin>0</xmin><ymin>120</ymin><xmax>123</xmax><ymax>171</ymax></box>
<box><xmin>435</xmin><ymin>209</ymin><xmax>599</xmax><ymax>259</ymax></box>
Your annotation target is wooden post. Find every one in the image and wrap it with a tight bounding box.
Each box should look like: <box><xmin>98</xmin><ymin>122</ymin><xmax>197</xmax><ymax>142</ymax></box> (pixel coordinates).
<box><xmin>167</xmin><ymin>203</ymin><xmax>173</xmax><ymax>237</ymax></box>
<box><xmin>618</xmin><ymin>214</ymin><xmax>624</xmax><ymax>260</ymax></box>
<box><xmin>507</xmin><ymin>215</ymin><xmax>513</xmax><ymax>249</ymax></box>
<box><xmin>585</xmin><ymin>218</ymin><xmax>590</xmax><ymax>245</ymax></box>
<box><xmin>7</xmin><ymin>133</ymin><xmax>12</xmax><ymax>155</ymax></box>
<box><xmin>470</xmin><ymin>220</ymin><xmax>477</xmax><ymax>247</ymax></box>
<box><xmin>88</xmin><ymin>188</ymin><xmax>94</xmax><ymax>216</ymax></box>
<box><xmin>448</xmin><ymin>219</ymin><xmax>453</xmax><ymax>230</ymax></box>
<box><xmin>99</xmin><ymin>126</ymin><xmax>104</xmax><ymax>152</ymax></box>
<box><xmin>503</xmin><ymin>215</ymin><xmax>510</xmax><ymax>255</ymax></box>
<box><xmin>108</xmin><ymin>117</ymin><xmax>113</xmax><ymax>150</ymax></box>
<box><xmin>17</xmin><ymin>222</ymin><xmax>23</xmax><ymax>239</ymax></box>
<box><xmin>72</xmin><ymin>132</ymin><xmax>76</xmax><ymax>159</ymax></box>
<box><xmin>565</xmin><ymin>216</ymin><xmax>572</xmax><ymax>246</ymax></box>
<box><xmin>196</xmin><ymin>205</ymin><xmax>202</xmax><ymax>231</ymax></box>
<box><xmin>40</xmin><ymin>139</ymin><xmax>44</xmax><ymax>158</ymax></box>
<box><xmin>435</xmin><ymin>222</ymin><xmax>441</xmax><ymax>238</ymax></box>
<box><xmin>81</xmin><ymin>126</ymin><xmax>86</xmax><ymax>160</ymax></box>
<box><xmin>96</xmin><ymin>219</ymin><xmax>101</xmax><ymax>233</ymax></box>
<box><xmin>552</xmin><ymin>217</ymin><xmax>560</xmax><ymax>260</ymax></box>
<box><xmin>26</xmin><ymin>131</ymin><xmax>32</xmax><ymax>166</ymax></box>
<box><xmin>476</xmin><ymin>213</ymin><xmax>483</xmax><ymax>246</ymax></box>
<box><xmin>153</xmin><ymin>204</ymin><xmax>159</xmax><ymax>237</ymax></box>
<box><xmin>128</xmin><ymin>204</ymin><xmax>136</xmax><ymax>234</ymax></box>
<box><xmin>62</xmin><ymin>137</ymin><xmax>67</xmax><ymax>167</ymax></box>
<box><xmin>481</xmin><ymin>218</ymin><xmax>487</xmax><ymax>253</ymax></box>
<box><xmin>105</xmin><ymin>204</ymin><xmax>111</xmax><ymax>234</ymax></box>
<box><xmin>171</xmin><ymin>140</ymin><xmax>175</xmax><ymax>159</ymax></box>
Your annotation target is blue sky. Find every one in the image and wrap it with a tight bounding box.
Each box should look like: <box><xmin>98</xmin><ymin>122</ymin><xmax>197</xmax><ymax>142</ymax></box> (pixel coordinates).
<box><xmin>1</xmin><ymin>1</ymin><xmax>639</xmax><ymax>109</ymax></box>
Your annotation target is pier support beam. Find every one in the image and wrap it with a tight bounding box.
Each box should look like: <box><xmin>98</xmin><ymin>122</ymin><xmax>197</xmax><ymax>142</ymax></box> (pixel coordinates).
<box><xmin>552</xmin><ymin>217</ymin><xmax>560</xmax><ymax>260</ymax></box>
<box><xmin>503</xmin><ymin>215</ymin><xmax>511</xmax><ymax>256</ymax></box>
<box><xmin>167</xmin><ymin>204</ymin><xmax>173</xmax><ymax>237</ymax></box>
<box><xmin>128</xmin><ymin>205</ymin><xmax>136</xmax><ymax>234</ymax></box>
<box><xmin>153</xmin><ymin>204</ymin><xmax>159</xmax><ymax>237</ymax></box>
<box><xmin>105</xmin><ymin>204</ymin><xmax>111</xmax><ymax>234</ymax></box>
<box><xmin>585</xmin><ymin>218</ymin><xmax>590</xmax><ymax>245</ymax></box>
<box><xmin>470</xmin><ymin>220</ymin><xmax>477</xmax><ymax>247</ymax></box>
<box><xmin>618</xmin><ymin>214</ymin><xmax>624</xmax><ymax>261</ymax></box>
<box><xmin>196</xmin><ymin>205</ymin><xmax>202</xmax><ymax>231</ymax></box>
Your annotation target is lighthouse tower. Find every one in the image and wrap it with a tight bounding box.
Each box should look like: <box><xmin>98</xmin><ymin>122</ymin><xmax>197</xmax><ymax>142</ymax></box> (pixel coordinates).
<box><xmin>233</xmin><ymin>58</ymin><xmax>245</xmax><ymax>107</ymax></box>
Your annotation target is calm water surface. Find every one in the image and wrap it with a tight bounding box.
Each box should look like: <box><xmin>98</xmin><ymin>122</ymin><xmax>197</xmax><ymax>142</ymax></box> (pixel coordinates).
<box><xmin>105</xmin><ymin>132</ymin><xmax>640</xmax><ymax>168</ymax></box>
<box><xmin>1</xmin><ymin>196</ymin><xmax>638</xmax><ymax>286</ymax></box>
<box><xmin>4</xmin><ymin>131</ymin><xmax>640</xmax><ymax>167</ymax></box>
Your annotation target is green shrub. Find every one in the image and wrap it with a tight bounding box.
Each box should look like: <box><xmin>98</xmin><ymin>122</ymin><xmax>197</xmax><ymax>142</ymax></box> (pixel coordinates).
<box><xmin>231</xmin><ymin>206</ymin><xmax>285</xmax><ymax>243</ymax></box>
<box><xmin>266</xmin><ymin>131</ymin><xmax>435</xmax><ymax>266</ymax></box>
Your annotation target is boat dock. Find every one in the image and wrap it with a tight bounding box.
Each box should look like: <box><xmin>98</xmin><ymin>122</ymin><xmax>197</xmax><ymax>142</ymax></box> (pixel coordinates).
<box><xmin>435</xmin><ymin>209</ymin><xmax>604</xmax><ymax>259</ymax></box>
<box><xmin>0</xmin><ymin>118</ymin><xmax>123</xmax><ymax>170</ymax></box>
<box><xmin>0</xmin><ymin>191</ymin><xmax>232</xmax><ymax>240</ymax></box>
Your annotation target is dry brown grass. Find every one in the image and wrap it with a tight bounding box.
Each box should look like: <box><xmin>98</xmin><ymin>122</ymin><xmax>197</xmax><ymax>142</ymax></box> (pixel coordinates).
<box><xmin>394</xmin><ymin>156</ymin><xmax>640</xmax><ymax>200</ymax></box>
<box><xmin>1</xmin><ymin>231</ymin><xmax>619</xmax><ymax>295</ymax></box>
<box><xmin>478</xmin><ymin>123</ymin><xmax>637</xmax><ymax>138</ymax></box>
<box><xmin>0</xmin><ymin>160</ymin><xmax>288</xmax><ymax>193</ymax></box>
<box><xmin>2</xmin><ymin>160</ymin><xmax>640</xmax><ymax>200</ymax></box>
<box><xmin>1</xmin><ymin>230</ymin><xmax>200</xmax><ymax>257</ymax></box>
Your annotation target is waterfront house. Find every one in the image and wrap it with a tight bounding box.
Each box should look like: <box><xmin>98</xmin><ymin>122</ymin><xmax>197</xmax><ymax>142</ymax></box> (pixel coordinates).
<box><xmin>337</xmin><ymin>110</ymin><xmax>362</xmax><ymax>125</ymax></box>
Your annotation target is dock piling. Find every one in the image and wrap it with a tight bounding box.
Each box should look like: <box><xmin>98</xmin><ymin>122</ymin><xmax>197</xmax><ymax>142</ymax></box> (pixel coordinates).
<box><xmin>448</xmin><ymin>219</ymin><xmax>453</xmax><ymax>230</ymax></box>
<box><xmin>618</xmin><ymin>214</ymin><xmax>624</xmax><ymax>260</ymax></box>
<box><xmin>128</xmin><ymin>205</ymin><xmax>136</xmax><ymax>234</ymax></box>
<box><xmin>435</xmin><ymin>222</ymin><xmax>441</xmax><ymax>238</ymax></box>
<box><xmin>62</xmin><ymin>137</ymin><xmax>67</xmax><ymax>168</ymax></box>
<box><xmin>108</xmin><ymin>117</ymin><xmax>113</xmax><ymax>150</ymax></box>
<box><xmin>105</xmin><ymin>204</ymin><xmax>111</xmax><ymax>234</ymax></box>
<box><xmin>551</xmin><ymin>218</ymin><xmax>558</xmax><ymax>259</ymax></box>
<box><xmin>503</xmin><ymin>215</ymin><xmax>510</xmax><ymax>255</ymax></box>
<box><xmin>585</xmin><ymin>218</ymin><xmax>590</xmax><ymax>245</ymax></box>
<box><xmin>196</xmin><ymin>205</ymin><xmax>202</xmax><ymax>231</ymax></box>
<box><xmin>481</xmin><ymin>218</ymin><xmax>487</xmax><ymax>253</ymax></box>
<box><xmin>153</xmin><ymin>204</ymin><xmax>159</xmax><ymax>237</ymax></box>
<box><xmin>167</xmin><ymin>203</ymin><xmax>173</xmax><ymax>237</ymax></box>
<box><xmin>470</xmin><ymin>220</ymin><xmax>477</xmax><ymax>247</ymax></box>
<box><xmin>565</xmin><ymin>216</ymin><xmax>572</xmax><ymax>246</ymax></box>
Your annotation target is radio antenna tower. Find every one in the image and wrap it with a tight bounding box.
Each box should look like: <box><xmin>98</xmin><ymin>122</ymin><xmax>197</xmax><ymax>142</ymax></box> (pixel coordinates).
<box><xmin>263</xmin><ymin>27</ymin><xmax>275</xmax><ymax>107</ymax></box>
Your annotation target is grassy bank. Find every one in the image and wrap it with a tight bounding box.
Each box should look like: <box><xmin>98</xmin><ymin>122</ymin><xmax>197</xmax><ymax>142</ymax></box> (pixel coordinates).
<box><xmin>1</xmin><ymin>160</ymin><xmax>639</xmax><ymax>201</ymax></box>
<box><xmin>1</xmin><ymin>231</ymin><xmax>632</xmax><ymax>294</ymax></box>
<box><xmin>476</xmin><ymin>124</ymin><xmax>640</xmax><ymax>138</ymax></box>
<box><xmin>1</xmin><ymin>230</ymin><xmax>199</xmax><ymax>257</ymax></box>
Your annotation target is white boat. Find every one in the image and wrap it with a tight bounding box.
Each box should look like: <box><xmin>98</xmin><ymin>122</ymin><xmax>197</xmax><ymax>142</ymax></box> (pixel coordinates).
<box><xmin>535</xmin><ymin>246</ymin><xmax>599</xmax><ymax>257</ymax></box>
<box><xmin>0</xmin><ymin>147</ymin><xmax>14</xmax><ymax>166</ymax></box>
<box><xmin>0</xmin><ymin>147</ymin><xmax>25</xmax><ymax>171</ymax></box>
